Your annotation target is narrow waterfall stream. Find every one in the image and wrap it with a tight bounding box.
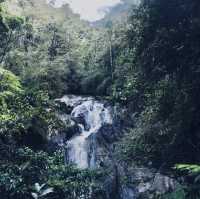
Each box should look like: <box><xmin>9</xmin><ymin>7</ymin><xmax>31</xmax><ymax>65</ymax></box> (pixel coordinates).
<box><xmin>59</xmin><ymin>95</ymin><xmax>113</xmax><ymax>169</ymax></box>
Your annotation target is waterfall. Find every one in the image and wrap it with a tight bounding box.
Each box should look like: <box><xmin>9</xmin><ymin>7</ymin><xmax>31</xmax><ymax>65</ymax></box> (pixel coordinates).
<box><xmin>59</xmin><ymin>95</ymin><xmax>113</xmax><ymax>169</ymax></box>
<box><xmin>55</xmin><ymin>96</ymin><xmax>176</xmax><ymax>199</ymax></box>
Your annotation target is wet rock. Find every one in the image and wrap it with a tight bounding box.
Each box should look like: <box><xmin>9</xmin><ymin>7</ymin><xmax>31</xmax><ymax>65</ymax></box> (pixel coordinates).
<box><xmin>97</xmin><ymin>124</ymin><xmax>121</xmax><ymax>144</ymax></box>
<box><xmin>118</xmin><ymin>167</ymin><xmax>179</xmax><ymax>199</ymax></box>
<box><xmin>150</xmin><ymin>173</ymin><xmax>178</xmax><ymax>194</ymax></box>
<box><xmin>120</xmin><ymin>186</ymin><xmax>136</xmax><ymax>199</ymax></box>
<box><xmin>49</xmin><ymin>115</ymin><xmax>80</xmax><ymax>143</ymax></box>
<box><xmin>55</xmin><ymin>100</ymin><xmax>73</xmax><ymax>114</ymax></box>
<box><xmin>71</xmin><ymin>106</ymin><xmax>91</xmax><ymax>130</ymax></box>
<box><xmin>58</xmin><ymin>95</ymin><xmax>93</xmax><ymax>108</ymax></box>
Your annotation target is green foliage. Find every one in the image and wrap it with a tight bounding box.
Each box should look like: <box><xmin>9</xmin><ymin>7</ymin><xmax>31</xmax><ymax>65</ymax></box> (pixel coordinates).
<box><xmin>0</xmin><ymin>147</ymin><xmax>104</xmax><ymax>199</ymax></box>
<box><xmin>0</xmin><ymin>67</ymin><xmax>22</xmax><ymax>127</ymax></box>
<box><xmin>81</xmin><ymin>71</ymin><xmax>110</xmax><ymax>96</ymax></box>
<box><xmin>31</xmin><ymin>183</ymin><xmax>54</xmax><ymax>199</ymax></box>
<box><xmin>0</xmin><ymin>2</ymin><xmax>24</xmax><ymax>65</ymax></box>
<box><xmin>1</xmin><ymin>0</ymin><xmax>200</xmax><ymax>198</ymax></box>
<box><xmin>158</xmin><ymin>187</ymin><xmax>186</xmax><ymax>199</ymax></box>
<box><xmin>174</xmin><ymin>164</ymin><xmax>200</xmax><ymax>199</ymax></box>
<box><xmin>116</xmin><ymin>0</ymin><xmax>200</xmax><ymax>171</ymax></box>
<box><xmin>4</xmin><ymin>15</ymin><xmax>23</xmax><ymax>30</ymax></box>
<box><xmin>0</xmin><ymin>69</ymin><xmax>58</xmax><ymax>142</ymax></box>
<box><xmin>0</xmin><ymin>67</ymin><xmax>21</xmax><ymax>95</ymax></box>
<box><xmin>175</xmin><ymin>165</ymin><xmax>200</xmax><ymax>175</ymax></box>
<box><xmin>0</xmin><ymin>4</ymin><xmax>108</xmax><ymax>198</ymax></box>
<box><xmin>0</xmin><ymin>0</ymin><xmax>99</xmax><ymax>98</ymax></box>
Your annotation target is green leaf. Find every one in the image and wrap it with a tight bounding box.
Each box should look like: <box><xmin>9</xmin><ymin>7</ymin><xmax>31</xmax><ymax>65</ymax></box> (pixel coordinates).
<box><xmin>40</xmin><ymin>188</ymin><xmax>54</xmax><ymax>196</ymax></box>
<box><xmin>31</xmin><ymin>192</ymin><xmax>38</xmax><ymax>199</ymax></box>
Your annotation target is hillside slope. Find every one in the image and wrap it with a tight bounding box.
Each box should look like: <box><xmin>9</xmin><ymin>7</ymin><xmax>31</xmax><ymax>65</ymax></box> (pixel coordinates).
<box><xmin>93</xmin><ymin>0</ymin><xmax>139</xmax><ymax>27</ymax></box>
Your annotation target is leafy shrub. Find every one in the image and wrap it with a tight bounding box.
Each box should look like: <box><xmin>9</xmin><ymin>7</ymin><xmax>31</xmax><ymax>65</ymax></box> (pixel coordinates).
<box><xmin>174</xmin><ymin>164</ymin><xmax>200</xmax><ymax>199</ymax></box>
<box><xmin>0</xmin><ymin>147</ymin><xmax>105</xmax><ymax>199</ymax></box>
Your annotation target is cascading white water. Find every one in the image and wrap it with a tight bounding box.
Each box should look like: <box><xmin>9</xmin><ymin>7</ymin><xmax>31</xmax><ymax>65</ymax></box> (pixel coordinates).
<box><xmin>60</xmin><ymin>95</ymin><xmax>113</xmax><ymax>169</ymax></box>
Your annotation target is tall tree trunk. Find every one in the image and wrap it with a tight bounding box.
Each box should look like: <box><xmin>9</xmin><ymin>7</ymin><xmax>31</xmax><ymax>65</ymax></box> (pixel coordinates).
<box><xmin>108</xmin><ymin>31</ymin><xmax>114</xmax><ymax>81</ymax></box>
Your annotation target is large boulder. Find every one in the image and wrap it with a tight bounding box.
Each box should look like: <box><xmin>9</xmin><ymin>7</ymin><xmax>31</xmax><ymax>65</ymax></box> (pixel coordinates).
<box><xmin>119</xmin><ymin>167</ymin><xmax>179</xmax><ymax>199</ymax></box>
<box><xmin>98</xmin><ymin>166</ymin><xmax>179</xmax><ymax>199</ymax></box>
<box><xmin>47</xmin><ymin>114</ymin><xmax>80</xmax><ymax>150</ymax></box>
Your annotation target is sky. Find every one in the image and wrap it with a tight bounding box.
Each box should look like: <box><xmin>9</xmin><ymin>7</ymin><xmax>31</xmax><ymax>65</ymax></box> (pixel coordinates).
<box><xmin>47</xmin><ymin>0</ymin><xmax>122</xmax><ymax>21</ymax></box>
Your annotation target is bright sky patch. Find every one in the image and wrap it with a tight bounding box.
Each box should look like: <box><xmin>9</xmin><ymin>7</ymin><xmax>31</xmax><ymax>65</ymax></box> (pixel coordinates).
<box><xmin>47</xmin><ymin>0</ymin><xmax>122</xmax><ymax>21</ymax></box>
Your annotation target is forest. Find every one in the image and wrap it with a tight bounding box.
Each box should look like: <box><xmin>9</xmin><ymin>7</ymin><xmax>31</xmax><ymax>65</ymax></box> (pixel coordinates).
<box><xmin>0</xmin><ymin>0</ymin><xmax>200</xmax><ymax>198</ymax></box>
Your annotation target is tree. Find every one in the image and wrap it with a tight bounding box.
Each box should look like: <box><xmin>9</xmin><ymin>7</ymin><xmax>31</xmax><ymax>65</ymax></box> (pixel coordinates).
<box><xmin>0</xmin><ymin>8</ymin><xmax>23</xmax><ymax>64</ymax></box>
